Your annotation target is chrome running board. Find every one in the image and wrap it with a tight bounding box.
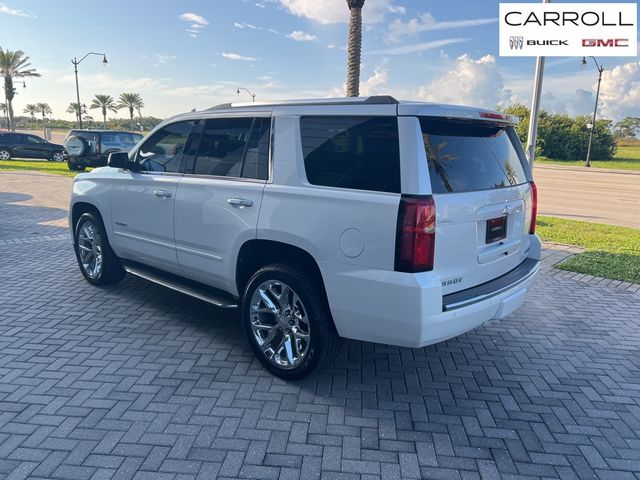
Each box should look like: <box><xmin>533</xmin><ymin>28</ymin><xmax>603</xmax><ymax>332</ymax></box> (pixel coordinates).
<box><xmin>123</xmin><ymin>264</ymin><xmax>238</xmax><ymax>309</ymax></box>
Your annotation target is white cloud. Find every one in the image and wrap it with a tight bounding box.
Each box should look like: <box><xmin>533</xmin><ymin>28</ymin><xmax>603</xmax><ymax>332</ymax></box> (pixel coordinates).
<box><xmin>328</xmin><ymin>66</ymin><xmax>390</xmax><ymax>97</ymax></box>
<box><xmin>57</xmin><ymin>73</ymin><xmax>168</xmax><ymax>91</ymax></box>
<box><xmin>369</xmin><ymin>38</ymin><xmax>469</xmax><ymax>56</ymax></box>
<box><xmin>178</xmin><ymin>12</ymin><xmax>209</xmax><ymax>25</ymax></box>
<box><xmin>387</xmin><ymin>13</ymin><xmax>497</xmax><ymax>43</ymax></box>
<box><xmin>0</xmin><ymin>3</ymin><xmax>34</xmax><ymax>17</ymax></box>
<box><xmin>278</xmin><ymin>0</ymin><xmax>400</xmax><ymax>24</ymax></box>
<box><xmin>235</xmin><ymin>22</ymin><xmax>258</xmax><ymax>30</ymax></box>
<box><xmin>179</xmin><ymin>12</ymin><xmax>208</xmax><ymax>37</ymax></box>
<box><xmin>221</xmin><ymin>52</ymin><xmax>259</xmax><ymax>61</ymax></box>
<box><xmin>598</xmin><ymin>62</ymin><xmax>640</xmax><ymax>121</ymax></box>
<box><xmin>287</xmin><ymin>30</ymin><xmax>317</xmax><ymax>42</ymax></box>
<box><xmin>418</xmin><ymin>54</ymin><xmax>512</xmax><ymax>108</ymax></box>
<box><xmin>153</xmin><ymin>54</ymin><xmax>176</xmax><ymax>67</ymax></box>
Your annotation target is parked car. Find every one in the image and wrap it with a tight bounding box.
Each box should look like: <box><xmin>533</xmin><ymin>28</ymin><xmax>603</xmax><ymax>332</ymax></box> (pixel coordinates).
<box><xmin>0</xmin><ymin>131</ymin><xmax>65</xmax><ymax>161</ymax></box>
<box><xmin>69</xmin><ymin>96</ymin><xmax>541</xmax><ymax>379</ymax></box>
<box><xmin>64</xmin><ymin>129</ymin><xmax>143</xmax><ymax>171</ymax></box>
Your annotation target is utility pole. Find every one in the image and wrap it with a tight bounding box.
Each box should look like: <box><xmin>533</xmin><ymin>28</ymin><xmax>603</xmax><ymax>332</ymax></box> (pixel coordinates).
<box><xmin>71</xmin><ymin>52</ymin><xmax>108</xmax><ymax>129</ymax></box>
<box><xmin>525</xmin><ymin>0</ymin><xmax>550</xmax><ymax>168</ymax></box>
<box><xmin>582</xmin><ymin>56</ymin><xmax>604</xmax><ymax>168</ymax></box>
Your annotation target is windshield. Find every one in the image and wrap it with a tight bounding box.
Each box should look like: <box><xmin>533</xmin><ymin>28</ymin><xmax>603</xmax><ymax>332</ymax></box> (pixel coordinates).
<box><xmin>419</xmin><ymin>117</ymin><xmax>530</xmax><ymax>194</ymax></box>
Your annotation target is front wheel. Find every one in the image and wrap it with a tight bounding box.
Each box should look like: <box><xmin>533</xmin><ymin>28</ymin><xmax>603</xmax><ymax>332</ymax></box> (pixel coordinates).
<box><xmin>0</xmin><ymin>149</ymin><xmax>11</xmax><ymax>160</ymax></box>
<box><xmin>242</xmin><ymin>264</ymin><xmax>338</xmax><ymax>380</ymax></box>
<box><xmin>73</xmin><ymin>212</ymin><xmax>124</xmax><ymax>285</ymax></box>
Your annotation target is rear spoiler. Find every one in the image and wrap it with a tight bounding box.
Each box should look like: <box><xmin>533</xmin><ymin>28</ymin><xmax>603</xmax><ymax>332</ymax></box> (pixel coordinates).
<box><xmin>398</xmin><ymin>104</ymin><xmax>519</xmax><ymax>126</ymax></box>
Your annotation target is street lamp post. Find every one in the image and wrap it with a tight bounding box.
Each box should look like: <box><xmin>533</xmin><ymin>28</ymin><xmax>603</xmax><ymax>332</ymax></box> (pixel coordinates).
<box><xmin>236</xmin><ymin>87</ymin><xmax>256</xmax><ymax>102</ymax></box>
<box><xmin>581</xmin><ymin>56</ymin><xmax>604</xmax><ymax>168</ymax></box>
<box><xmin>71</xmin><ymin>52</ymin><xmax>108</xmax><ymax>129</ymax></box>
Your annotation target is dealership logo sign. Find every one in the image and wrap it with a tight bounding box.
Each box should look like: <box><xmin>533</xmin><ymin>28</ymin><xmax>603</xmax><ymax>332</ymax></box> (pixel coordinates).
<box><xmin>499</xmin><ymin>3</ymin><xmax>637</xmax><ymax>57</ymax></box>
<box><xmin>509</xmin><ymin>36</ymin><xmax>524</xmax><ymax>50</ymax></box>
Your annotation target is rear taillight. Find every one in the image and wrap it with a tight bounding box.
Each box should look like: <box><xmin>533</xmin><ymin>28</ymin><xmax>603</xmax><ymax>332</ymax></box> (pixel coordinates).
<box><xmin>395</xmin><ymin>195</ymin><xmax>436</xmax><ymax>273</ymax></box>
<box><xmin>529</xmin><ymin>181</ymin><xmax>538</xmax><ymax>234</ymax></box>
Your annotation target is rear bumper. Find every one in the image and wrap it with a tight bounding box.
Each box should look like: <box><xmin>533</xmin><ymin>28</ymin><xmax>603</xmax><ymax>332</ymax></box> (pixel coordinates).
<box><xmin>320</xmin><ymin>245</ymin><xmax>540</xmax><ymax>348</ymax></box>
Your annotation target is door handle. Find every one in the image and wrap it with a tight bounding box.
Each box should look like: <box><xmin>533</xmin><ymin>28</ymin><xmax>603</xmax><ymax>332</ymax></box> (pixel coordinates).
<box><xmin>153</xmin><ymin>190</ymin><xmax>173</xmax><ymax>198</ymax></box>
<box><xmin>227</xmin><ymin>198</ymin><xmax>253</xmax><ymax>207</ymax></box>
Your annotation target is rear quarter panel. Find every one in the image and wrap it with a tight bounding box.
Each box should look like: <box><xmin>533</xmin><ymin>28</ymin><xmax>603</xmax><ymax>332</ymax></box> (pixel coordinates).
<box><xmin>258</xmin><ymin>114</ymin><xmax>401</xmax><ymax>270</ymax></box>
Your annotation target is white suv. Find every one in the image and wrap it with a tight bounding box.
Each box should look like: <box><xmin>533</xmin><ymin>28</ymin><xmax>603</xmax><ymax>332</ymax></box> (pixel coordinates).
<box><xmin>69</xmin><ymin>96</ymin><xmax>541</xmax><ymax>379</ymax></box>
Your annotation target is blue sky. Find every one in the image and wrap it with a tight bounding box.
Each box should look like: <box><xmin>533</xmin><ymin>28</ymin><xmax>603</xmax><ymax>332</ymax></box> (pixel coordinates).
<box><xmin>2</xmin><ymin>0</ymin><xmax>638</xmax><ymax>121</ymax></box>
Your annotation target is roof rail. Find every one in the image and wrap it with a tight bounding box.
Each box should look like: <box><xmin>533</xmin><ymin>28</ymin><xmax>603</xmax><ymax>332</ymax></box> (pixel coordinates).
<box><xmin>208</xmin><ymin>95</ymin><xmax>399</xmax><ymax>110</ymax></box>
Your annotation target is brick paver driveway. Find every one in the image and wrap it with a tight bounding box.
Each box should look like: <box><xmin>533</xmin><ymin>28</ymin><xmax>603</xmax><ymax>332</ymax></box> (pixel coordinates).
<box><xmin>1</xmin><ymin>171</ymin><xmax>639</xmax><ymax>480</ymax></box>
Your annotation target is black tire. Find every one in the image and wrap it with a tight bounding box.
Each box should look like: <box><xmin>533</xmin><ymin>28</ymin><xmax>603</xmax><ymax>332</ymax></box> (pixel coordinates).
<box><xmin>68</xmin><ymin>160</ymin><xmax>86</xmax><ymax>172</ymax></box>
<box><xmin>0</xmin><ymin>148</ymin><xmax>11</xmax><ymax>161</ymax></box>
<box><xmin>50</xmin><ymin>151</ymin><xmax>65</xmax><ymax>162</ymax></box>
<box><xmin>242</xmin><ymin>263</ymin><xmax>338</xmax><ymax>380</ymax></box>
<box><xmin>73</xmin><ymin>212</ymin><xmax>125</xmax><ymax>286</ymax></box>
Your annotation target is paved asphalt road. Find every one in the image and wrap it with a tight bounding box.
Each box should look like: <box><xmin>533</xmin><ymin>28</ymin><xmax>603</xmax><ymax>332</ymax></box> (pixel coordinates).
<box><xmin>534</xmin><ymin>164</ymin><xmax>640</xmax><ymax>228</ymax></box>
<box><xmin>0</xmin><ymin>170</ymin><xmax>639</xmax><ymax>480</ymax></box>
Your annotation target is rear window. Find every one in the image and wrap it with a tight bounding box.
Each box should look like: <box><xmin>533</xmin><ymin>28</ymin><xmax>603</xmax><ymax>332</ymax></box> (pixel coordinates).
<box><xmin>420</xmin><ymin>118</ymin><xmax>529</xmax><ymax>194</ymax></box>
<box><xmin>69</xmin><ymin>131</ymin><xmax>99</xmax><ymax>142</ymax></box>
<box><xmin>300</xmin><ymin>116</ymin><xmax>401</xmax><ymax>193</ymax></box>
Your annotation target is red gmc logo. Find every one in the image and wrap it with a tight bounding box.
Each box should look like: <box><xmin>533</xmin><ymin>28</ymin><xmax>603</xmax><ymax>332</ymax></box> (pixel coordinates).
<box><xmin>582</xmin><ymin>38</ymin><xmax>629</xmax><ymax>47</ymax></box>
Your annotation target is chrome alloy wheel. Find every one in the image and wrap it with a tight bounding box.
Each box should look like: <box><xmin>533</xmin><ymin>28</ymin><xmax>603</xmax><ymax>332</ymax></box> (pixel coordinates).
<box><xmin>0</xmin><ymin>150</ymin><xmax>10</xmax><ymax>160</ymax></box>
<box><xmin>77</xmin><ymin>220</ymin><xmax>103</xmax><ymax>279</ymax></box>
<box><xmin>52</xmin><ymin>152</ymin><xmax>65</xmax><ymax>162</ymax></box>
<box><xmin>249</xmin><ymin>280</ymin><xmax>311</xmax><ymax>369</ymax></box>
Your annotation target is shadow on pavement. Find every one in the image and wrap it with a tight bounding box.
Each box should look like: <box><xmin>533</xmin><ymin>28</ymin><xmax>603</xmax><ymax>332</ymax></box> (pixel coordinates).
<box><xmin>0</xmin><ymin>191</ymin><xmax>69</xmax><ymax>240</ymax></box>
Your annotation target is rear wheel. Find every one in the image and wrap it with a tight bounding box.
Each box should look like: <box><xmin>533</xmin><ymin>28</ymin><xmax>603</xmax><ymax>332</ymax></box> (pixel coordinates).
<box><xmin>68</xmin><ymin>159</ymin><xmax>86</xmax><ymax>172</ymax></box>
<box><xmin>242</xmin><ymin>264</ymin><xmax>338</xmax><ymax>380</ymax></box>
<box><xmin>51</xmin><ymin>151</ymin><xmax>65</xmax><ymax>162</ymax></box>
<box><xmin>0</xmin><ymin>149</ymin><xmax>11</xmax><ymax>160</ymax></box>
<box><xmin>73</xmin><ymin>212</ymin><xmax>124</xmax><ymax>285</ymax></box>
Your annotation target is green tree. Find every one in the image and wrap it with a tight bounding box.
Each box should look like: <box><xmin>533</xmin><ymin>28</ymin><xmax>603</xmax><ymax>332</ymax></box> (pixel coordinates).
<box><xmin>90</xmin><ymin>94</ymin><xmax>119</xmax><ymax>129</ymax></box>
<box><xmin>35</xmin><ymin>102</ymin><xmax>52</xmax><ymax>122</ymax></box>
<box><xmin>346</xmin><ymin>0</ymin><xmax>365</xmax><ymax>97</ymax></box>
<box><xmin>23</xmin><ymin>103</ymin><xmax>38</xmax><ymax>127</ymax></box>
<box><xmin>0</xmin><ymin>47</ymin><xmax>40</xmax><ymax>130</ymax></box>
<box><xmin>0</xmin><ymin>102</ymin><xmax>6</xmax><ymax>128</ymax></box>
<box><xmin>502</xmin><ymin>103</ymin><xmax>530</xmax><ymax>145</ymax></box>
<box><xmin>613</xmin><ymin>117</ymin><xmax>640</xmax><ymax>138</ymax></box>
<box><xmin>66</xmin><ymin>102</ymin><xmax>87</xmax><ymax>126</ymax></box>
<box><xmin>117</xmin><ymin>93</ymin><xmax>144</xmax><ymax>130</ymax></box>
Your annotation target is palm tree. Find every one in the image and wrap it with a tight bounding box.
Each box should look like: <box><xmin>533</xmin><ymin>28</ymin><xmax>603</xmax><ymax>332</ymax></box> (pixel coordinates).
<box><xmin>67</xmin><ymin>102</ymin><xmax>87</xmax><ymax>126</ymax></box>
<box><xmin>90</xmin><ymin>94</ymin><xmax>119</xmax><ymax>129</ymax></box>
<box><xmin>346</xmin><ymin>0</ymin><xmax>365</xmax><ymax>97</ymax></box>
<box><xmin>36</xmin><ymin>103</ymin><xmax>52</xmax><ymax>136</ymax></box>
<box><xmin>23</xmin><ymin>103</ymin><xmax>38</xmax><ymax>128</ymax></box>
<box><xmin>0</xmin><ymin>102</ymin><xmax>7</xmax><ymax>129</ymax></box>
<box><xmin>117</xmin><ymin>93</ymin><xmax>144</xmax><ymax>130</ymax></box>
<box><xmin>36</xmin><ymin>102</ymin><xmax>52</xmax><ymax>121</ymax></box>
<box><xmin>0</xmin><ymin>47</ymin><xmax>41</xmax><ymax>130</ymax></box>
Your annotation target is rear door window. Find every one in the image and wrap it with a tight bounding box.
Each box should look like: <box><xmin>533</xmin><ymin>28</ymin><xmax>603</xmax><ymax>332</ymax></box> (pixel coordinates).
<box><xmin>419</xmin><ymin>118</ymin><xmax>530</xmax><ymax>194</ymax></box>
<box><xmin>300</xmin><ymin>116</ymin><xmax>401</xmax><ymax>193</ymax></box>
<box><xmin>191</xmin><ymin>117</ymin><xmax>269</xmax><ymax>180</ymax></box>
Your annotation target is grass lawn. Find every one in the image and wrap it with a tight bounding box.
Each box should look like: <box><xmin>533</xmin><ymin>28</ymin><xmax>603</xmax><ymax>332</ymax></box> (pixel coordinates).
<box><xmin>0</xmin><ymin>159</ymin><xmax>90</xmax><ymax>177</ymax></box>
<box><xmin>537</xmin><ymin>215</ymin><xmax>640</xmax><ymax>284</ymax></box>
<box><xmin>535</xmin><ymin>145</ymin><xmax>640</xmax><ymax>171</ymax></box>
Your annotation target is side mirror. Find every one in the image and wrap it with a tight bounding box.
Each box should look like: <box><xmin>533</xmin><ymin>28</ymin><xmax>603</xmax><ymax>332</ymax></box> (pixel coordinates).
<box><xmin>108</xmin><ymin>151</ymin><xmax>136</xmax><ymax>170</ymax></box>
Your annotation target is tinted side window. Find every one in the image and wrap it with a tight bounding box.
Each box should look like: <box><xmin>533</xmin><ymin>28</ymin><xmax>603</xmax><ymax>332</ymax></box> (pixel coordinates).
<box><xmin>300</xmin><ymin>116</ymin><xmax>401</xmax><ymax>193</ymax></box>
<box><xmin>241</xmin><ymin>118</ymin><xmax>270</xmax><ymax>180</ymax></box>
<box><xmin>193</xmin><ymin>118</ymin><xmax>253</xmax><ymax>177</ymax></box>
<box><xmin>26</xmin><ymin>135</ymin><xmax>44</xmax><ymax>144</ymax></box>
<box><xmin>70</xmin><ymin>131</ymin><xmax>99</xmax><ymax>142</ymax></box>
<box><xmin>420</xmin><ymin>118</ymin><xmax>529</xmax><ymax>194</ymax></box>
<box><xmin>101</xmin><ymin>132</ymin><xmax>118</xmax><ymax>143</ymax></box>
<box><xmin>137</xmin><ymin>121</ymin><xmax>194</xmax><ymax>173</ymax></box>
